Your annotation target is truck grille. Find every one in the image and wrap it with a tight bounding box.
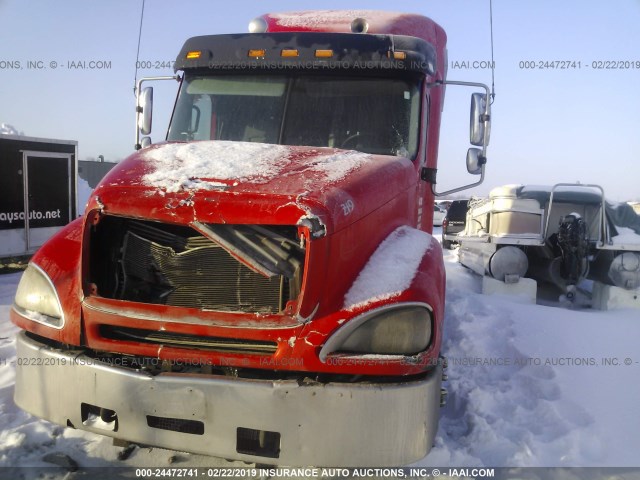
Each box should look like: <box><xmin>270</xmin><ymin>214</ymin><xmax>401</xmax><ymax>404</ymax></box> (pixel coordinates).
<box><xmin>88</xmin><ymin>217</ymin><xmax>304</xmax><ymax>314</ymax></box>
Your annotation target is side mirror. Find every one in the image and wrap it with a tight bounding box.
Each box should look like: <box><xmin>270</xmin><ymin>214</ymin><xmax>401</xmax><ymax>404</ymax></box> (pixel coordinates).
<box><xmin>466</xmin><ymin>148</ymin><xmax>485</xmax><ymax>175</ymax></box>
<box><xmin>428</xmin><ymin>79</ymin><xmax>491</xmax><ymax>196</ymax></box>
<box><xmin>138</xmin><ymin>87</ymin><xmax>154</xmax><ymax>135</ymax></box>
<box><xmin>133</xmin><ymin>75</ymin><xmax>179</xmax><ymax>150</ymax></box>
<box><xmin>470</xmin><ymin>92</ymin><xmax>490</xmax><ymax>146</ymax></box>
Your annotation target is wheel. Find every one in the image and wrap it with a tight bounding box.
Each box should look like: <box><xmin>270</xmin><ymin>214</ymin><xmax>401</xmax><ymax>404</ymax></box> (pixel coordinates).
<box><xmin>442</xmin><ymin>239</ymin><xmax>453</xmax><ymax>250</ymax></box>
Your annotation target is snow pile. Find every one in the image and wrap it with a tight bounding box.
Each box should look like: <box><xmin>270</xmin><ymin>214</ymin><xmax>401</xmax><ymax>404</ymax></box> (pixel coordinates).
<box><xmin>307</xmin><ymin>150</ymin><xmax>370</xmax><ymax>183</ymax></box>
<box><xmin>344</xmin><ymin>226</ymin><xmax>433</xmax><ymax>309</ymax></box>
<box><xmin>423</xmin><ymin>287</ymin><xmax>592</xmax><ymax>466</ymax></box>
<box><xmin>418</xmin><ymin>243</ymin><xmax>640</xmax><ymax>467</ymax></box>
<box><xmin>142</xmin><ymin>141</ymin><xmax>290</xmax><ymax>193</ymax></box>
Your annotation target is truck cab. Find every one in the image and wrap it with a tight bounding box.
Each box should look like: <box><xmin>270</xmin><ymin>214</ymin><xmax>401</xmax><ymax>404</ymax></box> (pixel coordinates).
<box><xmin>11</xmin><ymin>11</ymin><xmax>490</xmax><ymax>466</ymax></box>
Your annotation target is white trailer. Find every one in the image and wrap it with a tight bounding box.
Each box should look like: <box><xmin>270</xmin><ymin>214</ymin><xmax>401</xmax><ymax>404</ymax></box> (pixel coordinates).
<box><xmin>0</xmin><ymin>135</ymin><xmax>77</xmax><ymax>259</ymax></box>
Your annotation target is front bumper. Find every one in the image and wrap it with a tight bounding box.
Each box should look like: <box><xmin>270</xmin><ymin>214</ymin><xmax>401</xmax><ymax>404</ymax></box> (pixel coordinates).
<box><xmin>15</xmin><ymin>331</ymin><xmax>443</xmax><ymax>467</ymax></box>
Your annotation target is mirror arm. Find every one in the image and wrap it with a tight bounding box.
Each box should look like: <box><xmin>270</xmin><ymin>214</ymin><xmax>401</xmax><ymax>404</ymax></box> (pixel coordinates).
<box><xmin>425</xmin><ymin>80</ymin><xmax>491</xmax><ymax>197</ymax></box>
<box><xmin>135</xmin><ymin>75</ymin><xmax>181</xmax><ymax>150</ymax></box>
<box><xmin>432</xmin><ymin>165</ymin><xmax>486</xmax><ymax>197</ymax></box>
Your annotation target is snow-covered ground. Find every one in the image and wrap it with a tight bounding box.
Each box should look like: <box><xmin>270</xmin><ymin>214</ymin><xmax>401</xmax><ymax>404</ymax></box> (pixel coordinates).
<box><xmin>421</xmin><ymin>234</ymin><xmax>640</xmax><ymax>467</ymax></box>
<box><xmin>1</xmin><ymin>227</ymin><xmax>639</xmax><ymax>472</ymax></box>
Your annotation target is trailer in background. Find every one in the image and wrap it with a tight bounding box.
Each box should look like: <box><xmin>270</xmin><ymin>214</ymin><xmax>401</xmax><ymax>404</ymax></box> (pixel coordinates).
<box><xmin>0</xmin><ymin>135</ymin><xmax>77</xmax><ymax>259</ymax></box>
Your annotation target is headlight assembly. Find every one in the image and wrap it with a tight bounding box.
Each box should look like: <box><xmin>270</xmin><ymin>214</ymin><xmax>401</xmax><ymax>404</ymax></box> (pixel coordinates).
<box><xmin>320</xmin><ymin>303</ymin><xmax>432</xmax><ymax>360</ymax></box>
<box><xmin>13</xmin><ymin>264</ymin><xmax>64</xmax><ymax>328</ymax></box>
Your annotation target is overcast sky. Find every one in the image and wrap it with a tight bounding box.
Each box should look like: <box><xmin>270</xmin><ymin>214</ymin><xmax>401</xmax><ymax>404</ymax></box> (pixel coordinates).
<box><xmin>1</xmin><ymin>0</ymin><xmax>639</xmax><ymax>200</ymax></box>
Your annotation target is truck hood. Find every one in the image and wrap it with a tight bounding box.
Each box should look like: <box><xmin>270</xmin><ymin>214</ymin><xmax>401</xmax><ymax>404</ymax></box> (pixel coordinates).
<box><xmin>91</xmin><ymin>141</ymin><xmax>416</xmax><ymax>234</ymax></box>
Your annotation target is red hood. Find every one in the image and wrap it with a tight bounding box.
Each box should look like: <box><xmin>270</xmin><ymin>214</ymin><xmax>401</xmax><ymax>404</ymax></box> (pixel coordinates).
<box><xmin>90</xmin><ymin>141</ymin><xmax>416</xmax><ymax>234</ymax></box>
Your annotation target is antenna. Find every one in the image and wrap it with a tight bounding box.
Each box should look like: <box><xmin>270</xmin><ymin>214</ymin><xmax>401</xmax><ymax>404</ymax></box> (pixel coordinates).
<box><xmin>133</xmin><ymin>0</ymin><xmax>146</xmax><ymax>96</ymax></box>
<box><xmin>489</xmin><ymin>0</ymin><xmax>496</xmax><ymax>104</ymax></box>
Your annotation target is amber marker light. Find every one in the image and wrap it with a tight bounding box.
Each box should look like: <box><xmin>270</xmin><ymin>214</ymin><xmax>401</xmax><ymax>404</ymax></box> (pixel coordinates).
<box><xmin>281</xmin><ymin>49</ymin><xmax>300</xmax><ymax>57</ymax></box>
<box><xmin>315</xmin><ymin>49</ymin><xmax>333</xmax><ymax>58</ymax></box>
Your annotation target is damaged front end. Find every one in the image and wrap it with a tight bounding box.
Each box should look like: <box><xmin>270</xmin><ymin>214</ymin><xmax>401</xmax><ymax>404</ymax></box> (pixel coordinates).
<box><xmin>88</xmin><ymin>217</ymin><xmax>305</xmax><ymax>315</ymax></box>
<box><xmin>12</xmin><ymin>141</ymin><xmax>445</xmax><ymax>466</ymax></box>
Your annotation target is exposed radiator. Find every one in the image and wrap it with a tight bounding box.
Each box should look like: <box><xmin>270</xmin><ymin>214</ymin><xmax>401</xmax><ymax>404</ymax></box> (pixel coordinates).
<box><xmin>90</xmin><ymin>217</ymin><xmax>303</xmax><ymax>314</ymax></box>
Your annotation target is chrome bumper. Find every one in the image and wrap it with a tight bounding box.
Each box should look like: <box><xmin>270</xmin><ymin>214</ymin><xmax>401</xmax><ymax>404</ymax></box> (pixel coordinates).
<box><xmin>15</xmin><ymin>331</ymin><xmax>442</xmax><ymax>467</ymax></box>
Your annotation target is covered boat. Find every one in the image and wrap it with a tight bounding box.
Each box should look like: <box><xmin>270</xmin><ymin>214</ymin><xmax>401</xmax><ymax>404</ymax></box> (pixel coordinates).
<box><xmin>457</xmin><ymin>183</ymin><xmax>640</xmax><ymax>308</ymax></box>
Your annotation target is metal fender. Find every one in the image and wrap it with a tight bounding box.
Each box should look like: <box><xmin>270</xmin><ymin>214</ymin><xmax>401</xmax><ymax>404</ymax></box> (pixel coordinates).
<box><xmin>293</xmin><ymin>232</ymin><xmax>446</xmax><ymax>376</ymax></box>
<box><xmin>10</xmin><ymin>217</ymin><xmax>84</xmax><ymax>344</ymax></box>
<box><xmin>410</xmin><ymin>235</ymin><xmax>446</xmax><ymax>359</ymax></box>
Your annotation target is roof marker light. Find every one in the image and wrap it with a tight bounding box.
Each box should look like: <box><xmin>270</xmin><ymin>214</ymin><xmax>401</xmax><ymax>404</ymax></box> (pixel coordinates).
<box><xmin>186</xmin><ymin>51</ymin><xmax>202</xmax><ymax>59</ymax></box>
<box><xmin>315</xmin><ymin>49</ymin><xmax>333</xmax><ymax>58</ymax></box>
<box><xmin>281</xmin><ymin>49</ymin><xmax>299</xmax><ymax>58</ymax></box>
<box><xmin>248</xmin><ymin>49</ymin><xmax>266</xmax><ymax>58</ymax></box>
<box><xmin>393</xmin><ymin>51</ymin><xmax>407</xmax><ymax>60</ymax></box>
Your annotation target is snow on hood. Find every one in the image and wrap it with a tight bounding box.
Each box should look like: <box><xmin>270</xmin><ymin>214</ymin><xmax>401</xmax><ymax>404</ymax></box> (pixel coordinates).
<box><xmin>304</xmin><ymin>150</ymin><xmax>370</xmax><ymax>184</ymax></box>
<box><xmin>344</xmin><ymin>226</ymin><xmax>433</xmax><ymax>309</ymax></box>
<box><xmin>140</xmin><ymin>141</ymin><xmax>371</xmax><ymax>193</ymax></box>
<box><xmin>142</xmin><ymin>141</ymin><xmax>289</xmax><ymax>193</ymax></box>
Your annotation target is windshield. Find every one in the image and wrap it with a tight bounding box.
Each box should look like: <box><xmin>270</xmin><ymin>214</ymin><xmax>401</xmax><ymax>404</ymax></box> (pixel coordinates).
<box><xmin>167</xmin><ymin>73</ymin><xmax>421</xmax><ymax>158</ymax></box>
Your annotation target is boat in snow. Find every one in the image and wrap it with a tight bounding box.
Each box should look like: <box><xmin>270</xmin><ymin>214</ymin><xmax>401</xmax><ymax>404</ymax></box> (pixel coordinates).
<box><xmin>456</xmin><ymin>183</ymin><xmax>640</xmax><ymax>308</ymax></box>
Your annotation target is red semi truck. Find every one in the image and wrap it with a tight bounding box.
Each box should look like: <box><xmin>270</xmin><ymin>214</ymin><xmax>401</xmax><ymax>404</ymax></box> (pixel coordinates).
<box><xmin>11</xmin><ymin>11</ymin><xmax>490</xmax><ymax>466</ymax></box>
